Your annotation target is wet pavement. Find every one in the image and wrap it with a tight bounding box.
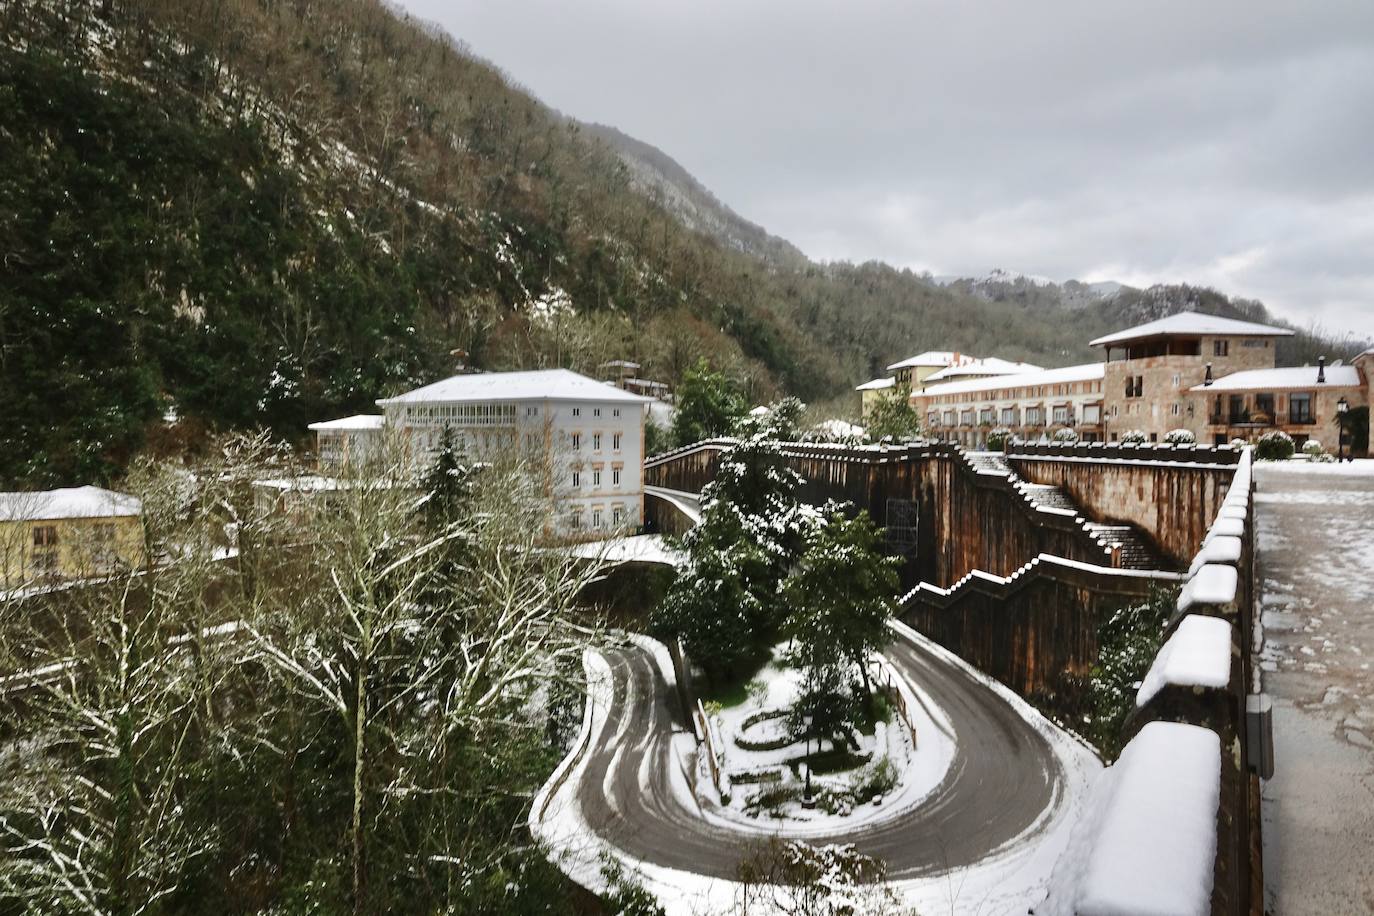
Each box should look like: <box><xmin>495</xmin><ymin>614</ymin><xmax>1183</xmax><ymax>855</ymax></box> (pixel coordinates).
<box><xmin>1255</xmin><ymin>462</ymin><xmax>1374</xmax><ymax>915</ymax></box>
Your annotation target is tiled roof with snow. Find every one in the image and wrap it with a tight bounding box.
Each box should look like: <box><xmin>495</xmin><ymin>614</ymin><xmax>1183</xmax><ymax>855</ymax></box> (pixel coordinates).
<box><xmin>924</xmin><ymin>356</ymin><xmax>1043</xmax><ymax>383</ymax></box>
<box><xmin>886</xmin><ymin>350</ymin><xmax>956</xmax><ymax>371</ymax></box>
<box><xmin>307</xmin><ymin>414</ymin><xmax>386</xmax><ymax>431</ymax></box>
<box><xmin>855</xmin><ymin>376</ymin><xmax>896</xmax><ymax>391</ymax></box>
<box><xmin>0</xmin><ymin>486</ymin><xmax>142</xmax><ymax>522</ymax></box>
<box><xmin>377</xmin><ymin>369</ymin><xmax>652</xmax><ymax>406</ymax></box>
<box><xmin>1189</xmin><ymin>364</ymin><xmax>1362</xmax><ymax>392</ymax></box>
<box><xmin>1089</xmin><ymin>312</ymin><xmax>1294</xmax><ymax>347</ymax></box>
<box><xmin>915</xmin><ymin>362</ymin><xmax>1103</xmax><ymax>399</ymax></box>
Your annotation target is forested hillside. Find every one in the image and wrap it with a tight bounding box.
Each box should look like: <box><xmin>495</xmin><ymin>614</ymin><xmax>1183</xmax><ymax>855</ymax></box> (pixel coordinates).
<box><xmin>1</xmin><ymin>0</ymin><xmax>1364</xmax><ymax>488</ymax></box>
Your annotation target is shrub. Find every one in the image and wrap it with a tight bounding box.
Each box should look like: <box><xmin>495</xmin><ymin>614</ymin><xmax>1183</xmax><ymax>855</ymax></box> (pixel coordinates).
<box><xmin>1119</xmin><ymin>429</ymin><xmax>1148</xmax><ymax>445</ymax></box>
<box><xmin>985</xmin><ymin>426</ymin><xmax>1012</xmax><ymax>451</ymax></box>
<box><xmin>1230</xmin><ymin>438</ymin><xmax>1247</xmax><ymax>449</ymax></box>
<box><xmin>1256</xmin><ymin>430</ymin><xmax>1295</xmax><ymax>461</ymax></box>
<box><xmin>1051</xmin><ymin>427</ymin><xmax>1079</xmax><ymax>443</ymax></box>
<box><xmin>1301</xmin><ymin>440</ymin><xmax>1325</xmax><ymax>458</ymax></box>
<box><xmin>1163</xmin><ymin>428</ymin><xmax>1196</xmax><ymax>445</ymax></box>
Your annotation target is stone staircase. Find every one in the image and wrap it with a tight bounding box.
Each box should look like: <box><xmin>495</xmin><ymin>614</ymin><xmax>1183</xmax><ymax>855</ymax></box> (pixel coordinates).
<box><xmin>962</xmin><ymin>450</ymin><xmax>1166</xmax><ymax>571</ymax></box>
<box><xmin>1019</xmin><ymin>483</ymin><xmax>1077</xmax><ymax>512</ymax></box>
<box><xmin>1083</xmin><ymin>523</ymin><xmax>1166</xmax><ymax>570</ymax></box>
<box><xmin>965</xmin><ymin>451</ymin><xmax>1012</xmax><ymax>475</ymax></box>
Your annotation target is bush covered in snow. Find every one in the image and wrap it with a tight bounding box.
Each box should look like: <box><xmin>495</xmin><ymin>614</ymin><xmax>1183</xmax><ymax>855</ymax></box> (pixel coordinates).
<box><xmin>1028</xmin><ymin>586</ymin><xmax>1176</xmax><ymax>759</ymax></box>
<box><xmin>985</xmin><ymin>426</ymin><xmax>1012</xmax><ymax>451</ymax></box>
<box><xmin>1230</xmin><ymin>437</ymin><xmax>1248</xmax><ymax>449</ymax></box>
<box><xmin>1256</xmin><ymin>430</ymin><xmax>1295</xmax><ymax>461</ymax></box>
<box><xmin>1163</xmin><ymin>428</ymin><xmax>1196</xmax><ymax>445</ymax></box>
<box><xmin>1118</xmin><ymin>429</ymin><xmax>1148</xmax><ymax>445</ymax></box>
<box><xmin>1301</xmin><ymin>439</ymin><xmax>1325</xmax><ymax>458</ymax></box>
<box><xmin>1051</xmin><ymin>427</ymin><xmax>1079</xmax><ymax>443</ymax></box>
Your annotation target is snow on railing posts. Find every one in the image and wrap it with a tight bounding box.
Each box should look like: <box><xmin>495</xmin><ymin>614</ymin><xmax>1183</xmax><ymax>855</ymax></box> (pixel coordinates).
<box><xmin>695</xmin><ymin>699</ymin><xmax>727</xmax><ymax>802</ymax></box>
<box><xmin>1063</xmin><ymin>722</ymin><xmax>1222</xmax><ymax>916</ymax></box>
<box><xmin>1136</xmin><ymin>615</ymin><xmax>1234</xmax><ymax>709</ymax></box>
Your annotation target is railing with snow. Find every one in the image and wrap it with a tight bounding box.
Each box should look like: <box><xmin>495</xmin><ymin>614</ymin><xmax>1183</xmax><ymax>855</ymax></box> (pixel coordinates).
<box><xmin>868</xmin><ymin>657</ymin><xmax>918</xmax><ymax>750</ymax></box>
<box><xmin>1008</xmin><ymin>440</ymin><xmax>1244</xmax><ymax>467</ymax></box>
<box><xmin>1042</xmin><ymin>447</ymin><xmax>1261</xmax><ymax>916</ymax></box>
<box><xmin>694</xmin><ymin>699</ymin><xmax>727</xmax><ymax>801</ymax></box>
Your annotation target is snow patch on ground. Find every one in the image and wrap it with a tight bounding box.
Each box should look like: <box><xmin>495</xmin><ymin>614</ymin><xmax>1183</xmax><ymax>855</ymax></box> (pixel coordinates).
<box><xmin>684</xmin><ymin>646</ymin><xmax>956</xmax><ymax>838</ymax></box>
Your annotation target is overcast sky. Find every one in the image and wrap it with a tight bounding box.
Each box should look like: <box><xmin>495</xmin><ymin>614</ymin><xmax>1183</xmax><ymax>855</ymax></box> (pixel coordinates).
<box><xmin>400</xmin><ymin>0</ymin><xmax>1374</xmax><ymax>337</ymax></box>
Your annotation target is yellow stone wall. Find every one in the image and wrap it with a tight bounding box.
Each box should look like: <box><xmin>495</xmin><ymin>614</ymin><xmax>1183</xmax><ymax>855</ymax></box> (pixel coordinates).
<box><xmin>0</xmin><ymin>513</ymin><xmax>144</xmax><ymax>589</ymax></box>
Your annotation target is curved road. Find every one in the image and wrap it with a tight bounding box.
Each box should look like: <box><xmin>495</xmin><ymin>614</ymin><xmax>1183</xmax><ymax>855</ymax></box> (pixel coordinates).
<box><xmin>563</xmin><ymin>625</ymin><xmax>1067</xmax><ymax>881</ymax></box>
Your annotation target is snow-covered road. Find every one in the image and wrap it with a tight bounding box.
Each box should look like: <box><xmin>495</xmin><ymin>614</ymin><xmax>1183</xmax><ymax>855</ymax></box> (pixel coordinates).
<box><xmin>533</xmin><ymin>624</ymin><xmax>1100</xmax><ymax>914</ymax></box>
<box><xmin>1256</xmin><ymin>460</ymin><xmax>1374</xmax><ymax>914</ymax></box>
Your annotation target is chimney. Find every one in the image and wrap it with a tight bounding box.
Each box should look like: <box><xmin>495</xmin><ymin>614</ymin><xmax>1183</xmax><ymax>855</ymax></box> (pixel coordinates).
<box><xmin>1204</xmin><ymin>362</ymin><xmax>1214</xmax><ymax>386</ymax></box>
<box><xmin>1317</xmin><ymin>355</ymin><xmax>1326</xmax><ymax>384</ymax></box>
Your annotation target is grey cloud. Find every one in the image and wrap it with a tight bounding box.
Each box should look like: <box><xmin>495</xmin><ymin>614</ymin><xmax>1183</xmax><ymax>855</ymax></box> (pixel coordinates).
<box><xmin>400</xmin><ymin>0</ymin><xmax>1374</xmax><ymax>335</ymax></box>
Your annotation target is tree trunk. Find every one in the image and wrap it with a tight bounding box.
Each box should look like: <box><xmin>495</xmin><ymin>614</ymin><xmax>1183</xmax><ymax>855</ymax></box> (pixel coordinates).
<box><xmin>351</xmin><ymin>631</ymin><xmax>369</xmax><ymax>915</ymax></box>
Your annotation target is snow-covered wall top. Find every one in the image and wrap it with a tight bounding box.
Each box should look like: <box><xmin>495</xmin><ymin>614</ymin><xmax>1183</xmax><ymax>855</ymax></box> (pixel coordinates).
<box><xmin>1047</xmin><ymin>721</ymin><xmax>1222</xmax><ymax>916</ymax></box>
<box><xmin>1136</xmin><ymin>615</ymin><xmax>1233</xmax><ymax>708</ymax></box>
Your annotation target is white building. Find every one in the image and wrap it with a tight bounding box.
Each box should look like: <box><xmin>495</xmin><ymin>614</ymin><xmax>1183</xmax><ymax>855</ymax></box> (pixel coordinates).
<box><xmin>306</xmin><ymin>414</ymin><xmax>386</xmax><ymax>467</ymax></box>
<box><xmin>311</xmin><ymin>369</ymin><xmax>650</xmax><ymax>534</ymax></box>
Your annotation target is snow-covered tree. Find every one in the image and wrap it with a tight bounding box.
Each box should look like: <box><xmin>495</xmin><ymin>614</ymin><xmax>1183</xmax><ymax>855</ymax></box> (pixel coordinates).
<box><xmin>783</xmin><ymin>507</ymin><xmax>899</xmax><ymax>708</ymax></box>
<box><xmin>0</xmin><ymin>434</ymin><xmax>297</xmax><ymax>914</ymax></box>
<box><xmin>654</xmin><ymin>400</ymin><xmax>812</xmax><ymax>680</ymax></box>
<box><xmin>864</xmin><ymin>384</ymin><xmax>922</xmax><ymax>443</ymax></box>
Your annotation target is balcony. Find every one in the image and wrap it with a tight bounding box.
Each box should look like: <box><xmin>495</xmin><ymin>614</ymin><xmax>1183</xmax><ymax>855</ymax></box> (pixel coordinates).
<box><xmin>1208</xmin><ymin>412</ymin><xmax>1282</xmax><ymax>428</ymax></box>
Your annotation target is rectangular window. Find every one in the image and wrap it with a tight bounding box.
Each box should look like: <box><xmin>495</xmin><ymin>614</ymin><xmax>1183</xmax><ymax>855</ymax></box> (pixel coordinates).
<box><xmin>1213</xmin><ymin>340</ymin><xmax>1230</xmax><ymax>357</ymax></box>
<box><xmin>1171</xmin><ymin>403</ymin><xmax>1181</xmax><ymax>416</ymax></box>
<box><xmin>572</xmin><ymin>407</ymin><xmax>581</xmax><ymax>417</ymax></box>
<box><xmin>592</xmin><ymin>509</ymin><xmax>603</xmax><ymax>529</ymax></box>
<box><xmin>593</xmin><ymin>408</ymin><xmax>601</xmax><ymax>418</ymax></box>
<box><xmin>1124</xmin><ymin>375</ymin><xmax>1143</xmax><ymax>398</ymax></box>
<box><xmin>593</xmin><ymin>433</ymin><xmax>602</xmax><ymax>450</ymax></box>
<box><xmin>571</xmin><ymin>433</ymin><xmax>581</xmax><ymax>450</ymax></box>
<box><xmin>1289</xmin><ymin>392</ymin><xmax>1314</xmax><ymax>423</ymax></box>
<box><xmin>613</xmin><ymin>408</ymin><xmax>621</xmax><ymax>418</ymax></box>
<box><xmin>613</xmin><ymin>505</ymin><xmax>624</xmax><ymax>526</ymax></box>
<box><xmin>32</xmin><ymin>525</ymin><xmax>58</xmax><ymax>547</ymax></box>
<box><xmin>612</xmin><ymin>433</ymin><xmax>622</xmax><ymax>450</ymax></box>
<box><xmin>612</xmin><ymin>469</ymin><xmax>621</xmax><ymax>486</ymax></box>
<box><xmin>1172</xmin><ymin>374</ymin><xmax>1181</xmax><ymax>387</ymax></box>
<box><xmin>593</xmin><ymin>468</ymin><xmax>602</xmax><ymax>487</ymax></box>
<box><xmin>571</xmin><ymin>470</ymin><xmax>580</xmax><ymax>488</ymax></box>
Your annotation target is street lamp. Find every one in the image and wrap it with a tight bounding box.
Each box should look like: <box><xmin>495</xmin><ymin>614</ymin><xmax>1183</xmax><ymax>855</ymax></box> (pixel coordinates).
<box><xmin>1337</xmin><ymin>396</ymin><xmax>1349</xmax><ymax>462</ymax></box>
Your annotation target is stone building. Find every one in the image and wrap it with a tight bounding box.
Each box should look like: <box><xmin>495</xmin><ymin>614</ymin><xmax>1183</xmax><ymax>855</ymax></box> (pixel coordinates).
<box><xmin>1191</xmin><ymin>352</ymin><xmax>1371</xmax><ymax>450</ymax></box>
<box><xmin>892</xmin><ymin>312</ymin><xmax>1372</xmax><ymax>453</ymax></box>
<box><xmin>0</xmin><ymin>486</ymin><xmax>143</xmax><ymax>589</ymax></box>
<box><xmin>1090</xmin><ymin>313</ymin><xmax>1294</xmax><ymax>442</ymax></box>
<box><xmin>913</xmin><ymin>362</ymin><xmax>1106</xmax><ymax>448</ymax></box>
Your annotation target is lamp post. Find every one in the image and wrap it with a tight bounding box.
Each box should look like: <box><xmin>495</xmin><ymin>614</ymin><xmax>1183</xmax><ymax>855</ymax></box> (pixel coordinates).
<box><xmin>1337</xmin><ymin>396</ymin><xmax>1349</xmax><ymax>461</ymax></box>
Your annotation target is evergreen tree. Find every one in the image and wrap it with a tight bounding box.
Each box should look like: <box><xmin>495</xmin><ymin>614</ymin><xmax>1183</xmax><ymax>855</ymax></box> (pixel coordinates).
<box><xmin>864</xmin><ymin>384</ymin><xmax>922</xmax><ymax>443</ymax></box>
<box><xmin>783</xmin><ymin>507</ymin><xmax>900</xmax><ymax>723</ymax></box>
<box><xmin>652</xmin><ymin>400</ymin><xmax>809</xmax><ymax>680</ymax></box>
<box><xmin>421</xmin><ymin>425</ymin><xmax>474</xmax><ymax>525</ymax></box>
<box><xmin>670</xmin><ymin>359</ymin><xmax>747</xmax><ymax>448</ymax></box>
